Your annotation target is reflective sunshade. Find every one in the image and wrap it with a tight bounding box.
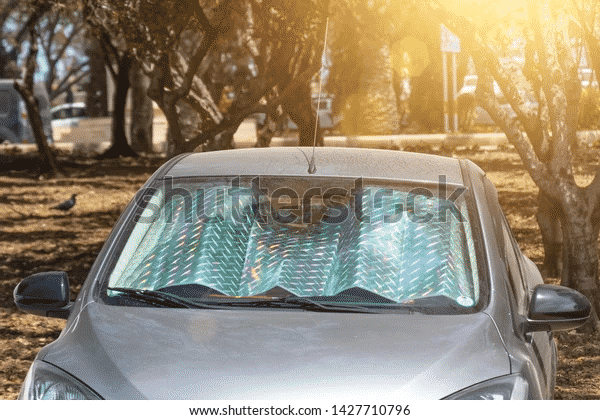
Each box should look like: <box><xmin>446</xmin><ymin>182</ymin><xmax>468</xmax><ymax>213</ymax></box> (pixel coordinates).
<box><xmin>108</xmin><ymin>177</ymin><xmax>479</xmax><ymax>307</ymax></box>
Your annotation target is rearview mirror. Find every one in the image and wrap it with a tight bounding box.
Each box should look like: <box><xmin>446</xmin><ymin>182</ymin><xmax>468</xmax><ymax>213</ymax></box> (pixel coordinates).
<box><xmin>13</xmin><ymin>271</ymin><xmax>72</xmax><ymax>319</ymax></box>
<box><xmin>525</xmin><ymin>284</ymin><xmax>590</xmax><ymax>333</ymax></box>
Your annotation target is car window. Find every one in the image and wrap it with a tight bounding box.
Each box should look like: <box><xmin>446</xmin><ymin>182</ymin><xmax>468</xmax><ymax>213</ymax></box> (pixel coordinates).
<box><xmin>72</xmin><ymin>106</ymin><xmax>87</xmax><ymax>118</ymax></box>
<box><xmin>53</xmin><ymin>109</ymin><xmax>68</xmax><ymax>119</ymax></box>
<box><xmin>500</xmin><ymin>215</ymin><xmax>528</xmax><ymax>311</ymax></box>
<box><xmin>105</xmin><ymin>176</ymin><xmax>481</xmax><ymax>311</ymax></box>
<box><xmin>483</xmin><ymin>178</ymin><xmax>527</xmax><ymax>311</ymax></box>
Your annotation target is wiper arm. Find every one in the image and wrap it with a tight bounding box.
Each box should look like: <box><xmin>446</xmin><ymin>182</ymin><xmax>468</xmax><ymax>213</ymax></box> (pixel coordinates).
<box><xmin>238</xmin><ymin>296</ymin><xmax>378</xmax><ymax>313</ymax></box>
<box><xmin>107</xmin><ymin>287</ymin><xmax>218</xmax><ymax>310</ymax></box>
<box><xmin>108</xmin><ymin>288</ymin><xmax>379</xmax><ymax>313</ymax></box>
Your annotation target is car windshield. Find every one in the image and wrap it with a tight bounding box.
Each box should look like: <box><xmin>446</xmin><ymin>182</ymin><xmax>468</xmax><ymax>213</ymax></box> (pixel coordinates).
<box><xmin>105</xmin><ymin>176</ymin><xmax>480</xmax><ymax>312</ymax></box>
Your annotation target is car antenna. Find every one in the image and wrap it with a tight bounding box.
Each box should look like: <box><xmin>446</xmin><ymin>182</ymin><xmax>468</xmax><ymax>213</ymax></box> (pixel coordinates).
<box><xmin>302</xmin><ymin>16</ymin><xmax>329</xmax><ymax>175</ymax></box>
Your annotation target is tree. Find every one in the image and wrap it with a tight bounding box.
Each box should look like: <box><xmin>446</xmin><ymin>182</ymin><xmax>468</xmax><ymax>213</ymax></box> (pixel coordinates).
<box><xmin>1</xmin><ymin>0</ymin><xmax>91</xmax><ymax>177</ymax></box>
<box><xmin>84</xmin><ymin>37</ymin><xmax>108</xmax><ymax>117</ymax></box>
<box><xmin>1</xmin><ymin>0</ymin><xmax>65</xmax><ymax>177</ymax></box>
<box><xmin>329</xmin><ymin>0</ymin><xmax>400</xmax><ymax>135</ymax></box>
<box><xmin>14</xmin><ymin>19</ymin><xmax>62</xmax><ymax>178</ymax></box>
<box><xmin>36</xmin><ymin>6</ymin><xmax>89</xmax><ymax>104</ymax></box>
<box><xmin>129</xmin><ymin>59</ymin><xmax>153</xmax><ymax>153</ymax></box>
<box><xmin>0</xmin><ymin>0</ymin><xmax>23</xmax><ymax>78</ymax></box>
<box><xmin>397</xmin><ymin>4</ymin><xmax>471</xmax><ymax>133</ymax></box>
<box><xmin>1</xmin><ymin>1</ymin><xmax>90</xmax><ymax>102</ymax></box>
<box><xmin>328</xmin><ymin>1</ymin><xmax>473</xmax><ymax>135</ymax></box>
<box><xmin>418</xmin><ymin>0</ymin><xmax>600</xmax><ymax>330</ymax></box>
<box><xmin>98</xmin><ymin>34</ymin><xmax>138</xmax><ymax>158</ymax></box>
<box><xmin>84</xmin><ymin>0</ymin><xmax>328</xmax><ymax>156</ymax></box>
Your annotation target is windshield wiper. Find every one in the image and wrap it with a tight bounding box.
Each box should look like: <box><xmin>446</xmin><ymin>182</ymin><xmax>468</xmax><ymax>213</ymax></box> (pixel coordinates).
<box><xmin>213</xmin><ymin>296</ymin><xmax>379</xmax><ymax>313</ymax></box>
<box><xmin>107</xmin><ymin>287</ymin><xmax>218</xmax><ymax>310</ymax></box>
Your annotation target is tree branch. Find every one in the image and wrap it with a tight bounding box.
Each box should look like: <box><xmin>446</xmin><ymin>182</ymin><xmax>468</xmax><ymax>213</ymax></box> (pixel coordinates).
<box><xmin>172</xmin><ymin>0</ymin><xmax>234</xmax><ymax>101</ymax></box>
<box><xmin>479</xmin><ymin>77</ymin><xmax>559</xmax><ymax>199</ymax></box>
<box><xmin>52</xmin><ymin>63</ymin><xmax>90</xmax><ymax>101</ymax></box>
<box><xmin>13</xmin><ymin>3</ymin><xmax>51</xmax><ymax>46</ymax></box>
<box><xmin>527</xmin><ymin>0</ymin><xmax>572</xmax><ymax>176</ymax></box>
<box><xmin>49</xmin><ymin>21</ymin><xmax>86</xmax><ymax>75</ymax></box>
<box><xmin>418</xmin><ymin>0</ymin><xmax>538</xmax><ymax>135</ymax></box>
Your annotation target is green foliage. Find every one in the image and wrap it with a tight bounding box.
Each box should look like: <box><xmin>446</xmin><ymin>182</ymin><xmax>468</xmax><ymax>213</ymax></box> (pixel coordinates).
<box><xmin>578</xmin><ymin>87</ymin><xmax>600</xmax><ymax>129</ymax></box>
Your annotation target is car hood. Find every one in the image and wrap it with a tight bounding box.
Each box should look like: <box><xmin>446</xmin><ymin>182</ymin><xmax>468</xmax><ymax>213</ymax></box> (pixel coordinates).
<box><xmin>42</xmin><ymin>302</ymin><xmax>509</xmax><ymax>399</ymax></box>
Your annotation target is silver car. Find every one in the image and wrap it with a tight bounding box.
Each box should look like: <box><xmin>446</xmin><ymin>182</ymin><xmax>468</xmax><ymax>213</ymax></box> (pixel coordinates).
<box><xmin>14</xmin><ymin>148</ymin><xmax>590</xmax><ymax>399</ymax></box>
<box><xmin>50</xmin><ymin>102</ymin><xmax>88</xmax><ymax>129</ymax></box>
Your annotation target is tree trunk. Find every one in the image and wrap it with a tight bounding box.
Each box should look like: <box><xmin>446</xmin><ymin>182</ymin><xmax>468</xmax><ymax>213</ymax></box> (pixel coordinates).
<box><xmin>12</xmin><ymin>23</ymin><xmax>61</xmax><ymax>178</ymax></box>
<box><xmin>129</xmin><ymin>59</ymin><xmax>153</xmax><ymax>154</ymax></box>
<box><xmin>355</xmin><ymin>35</ymin><xmax>400</xmax><ymax>135</ymax></box>
<box><xmin>85</xmin><ymin>38</ymin><xmax>108</xmax><ymax>118</ymax></box>
<box><xmin>255</xmin><ymin>114</ymin><xmax>277</xmax><ymax>147</ymax></box>
<box><xmin>14</xmin><ymin>82</ymin><xmax>62</xmax><ymax>178</ymax></box>
<box><xmin>409</xmin><ymin>63</ymin><xmax>443</xmax><ymax>132</ymax></box>
<box><xmin>536</xmin><ymin>192</ymin><xmax>563</xmax><ymax>278</ymax></box>
<box><xmin>147</xmin><ymin>54</ymin><xmax>187</xmax><ymax>158</ymax></box>
<box><xmin>164</xmin><ymin>98</ymin><xmax>187</xmax><ymax>157</ymax></box>
<box><xmin>101</xmin><ymin>53</ymin><xmax>137</xmax><ymax>158</ymax></box>
<box><xmin>203</xmin><ymin>125</ymin><xmax>237</xmax><ymax>151</ymax></box>
<box><xmin>560</xmin><ymin>197</ymin><xmax>600</xmax><ymax>331</ymax></box>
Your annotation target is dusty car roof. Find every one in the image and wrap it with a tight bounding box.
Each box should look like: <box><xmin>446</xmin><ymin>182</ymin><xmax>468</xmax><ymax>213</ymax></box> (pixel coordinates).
<box><xmin>166</xmin><ymin>147</ymin><xmax>465</xmax><ymax>185</ymax></box>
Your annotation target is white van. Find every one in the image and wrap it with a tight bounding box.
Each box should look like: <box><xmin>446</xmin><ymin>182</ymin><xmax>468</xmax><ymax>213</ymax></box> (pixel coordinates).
<box><xmin>0</xmin><ymin>79</ymin><xmax>53</xmax><ymax>144</ymax></box>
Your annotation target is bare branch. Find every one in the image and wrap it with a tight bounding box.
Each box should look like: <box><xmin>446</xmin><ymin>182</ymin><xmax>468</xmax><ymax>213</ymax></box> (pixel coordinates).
<box><xmin>419</xmin><ymin>0</ymin><xmax>539</xmax><ymax>135</ymax></box>
<box><xmin>527</xmin><ymin>0</ymin><xmax>572</xmax><ymax>176</ymax></box>
<box><xmin>0</xmin><ymin>0</ymin><xmax>21</xmax><ymax>32</ymax></box>
<box><xmin>52</xmin><ymin>62</ymin><xmax>90</xmax><ymax>100</ymax></box>
<box><xmin>49</xmin><ymin>21</ymin><xmax>86</xmax><ymax>74</ymax></box>
<box><xmin>14</xmin><ymin>3</ymin><xmax>51</xmax><ymax>46</ymax></box>
<box><xmin>172</xmin><ymin>0</ymin><xmax>234</xmax><ymax>100</ymax></box>
<box><xmin>171</xmin><ymin>50</ymin><xmax>222</xmax><ymax>123</ymax></box>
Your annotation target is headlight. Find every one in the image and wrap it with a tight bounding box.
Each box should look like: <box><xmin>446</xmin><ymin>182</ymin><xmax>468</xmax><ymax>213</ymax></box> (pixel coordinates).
<box><xmin>18</xmin><ymin>360</ymin><xmax>101</xmax><ymax>400</ymax></box>
<box><xmin>443</xmin><ymin>374</ymin><xmax>529</xmax><ymax>400</ymax></box>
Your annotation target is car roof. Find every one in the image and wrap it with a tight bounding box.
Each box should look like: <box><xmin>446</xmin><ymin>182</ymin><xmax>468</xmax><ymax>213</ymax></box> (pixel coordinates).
<box><xmin>166</xmin><ymin>147</ymin><xmax>466</xmax><ymax>185</ymax></box>
<box><xmin>51</xmin><ymin>102</ymin><xmax>86</xmax><ymax>112</ymax></box>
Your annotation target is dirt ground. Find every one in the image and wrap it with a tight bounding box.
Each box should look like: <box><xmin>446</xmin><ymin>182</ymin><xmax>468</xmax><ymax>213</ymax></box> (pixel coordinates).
<box><xmin>1</xmin><ymin>146</ymin><xmax>599</xmax><ymax>399</ymax></box>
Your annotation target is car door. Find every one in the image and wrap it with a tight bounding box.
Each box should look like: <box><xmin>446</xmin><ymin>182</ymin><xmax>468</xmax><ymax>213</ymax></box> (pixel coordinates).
<box><xmin>483</xmin><ymin>178</ymin><xmax>555</xmax><ymax>398</ymax></box>
<box><xmin>497</xmin><ymin>214</ymin><xmax>557</xmax><ymax>398</ymax></box>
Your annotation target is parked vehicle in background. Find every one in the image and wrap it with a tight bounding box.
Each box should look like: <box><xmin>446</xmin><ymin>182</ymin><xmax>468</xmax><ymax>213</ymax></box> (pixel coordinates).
<box><xmin>312</xmin><ymin>93</ymin><xmax>342</xmax><ymax>133</ymax></box>
<box><xmin>0</xmin><ymin>79</ymin><xmax>53</xmax><ymax>144</ymax></box>
<box><xmin>458</xmin><ymin>75</ymin><xmax>503</xmax><ymax>99</ymax></box>
<box><xmin>457</xmin><ymin>75</ymin><xmax>539</xmax><ymax>131</ymax></box>
<box><xmin>51</xmin><ymin>102</ymin><xmax>88</xmax><ymax>129</ymax></box>
<box><xmin>254</xmin><ymin>94</ymin><xmax>341</xmax><ymax>136</ymax></box>
<box><xmin>579</xmin><ymin>68</ymin><xmax>598</xmax><ymax>89</ymax></box>
<box><xmin>457</xmin><ymin>75</ymin><xmax>504</xmax><ymax>130</ymax></box>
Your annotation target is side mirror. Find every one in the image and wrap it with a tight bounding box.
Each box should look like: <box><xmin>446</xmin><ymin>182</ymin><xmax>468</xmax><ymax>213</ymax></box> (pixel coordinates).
<box><xmin>14</xmin><ymin>271</ymin><xmax>72</xmax><ymax>319</ymax></box>
<box><xmin>525</xmin><ymin>284</ymin><xmax>591</xmax><ymax>333</ymax></box>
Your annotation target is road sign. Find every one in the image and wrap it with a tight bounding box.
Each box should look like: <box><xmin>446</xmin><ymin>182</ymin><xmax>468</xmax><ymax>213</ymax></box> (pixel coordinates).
<box><xmin>441</xmin><ymin>24</ymin><xmax>461</xmax><ymax>53</ymax></box>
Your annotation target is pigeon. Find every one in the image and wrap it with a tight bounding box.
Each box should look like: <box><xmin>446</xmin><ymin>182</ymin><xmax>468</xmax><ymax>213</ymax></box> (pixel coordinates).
<box><xmin>51</xmin><ymin>194</ymin><xmax>77</xmax><ymax>211</ymax></box>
